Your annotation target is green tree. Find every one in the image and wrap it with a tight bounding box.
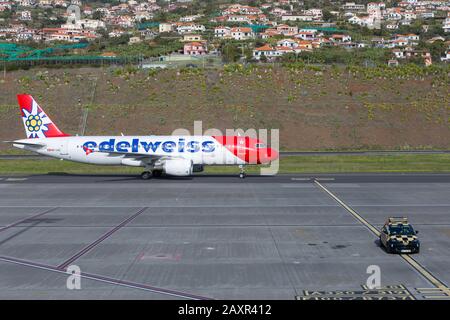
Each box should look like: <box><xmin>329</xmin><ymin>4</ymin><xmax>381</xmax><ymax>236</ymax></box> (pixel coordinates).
<box><xmin>323</xmin><ymin>9</ymin><xmax>333</xmax><ymax>22</ymax></box>
<box><xmin>221</xmin><ymin>43</ymin><xmax>240</xmax><ymax>62</ymax></box>
<box><xmin>0</xmin><ymin>9</ymin><xmax>13</xmax><ymax>20</ymax></box>
<box><xmin>92</xmin><ymin>11</ymin><xmax>104</xmax><ymax>20</ymax></box>
<box><xmin>418</xmin><ymin>40</ymin><xmax>446</xmax><ymax>61</ymax></box>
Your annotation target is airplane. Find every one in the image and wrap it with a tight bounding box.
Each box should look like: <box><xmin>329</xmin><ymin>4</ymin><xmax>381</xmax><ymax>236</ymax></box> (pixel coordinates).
<box><xmin>7</xmin><ymin>94</ymin><xmax>279</xmax><ymax>179</ymax></box>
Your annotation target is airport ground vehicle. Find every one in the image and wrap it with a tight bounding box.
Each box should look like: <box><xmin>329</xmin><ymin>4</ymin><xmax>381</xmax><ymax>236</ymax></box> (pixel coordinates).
<box><xmin>379</xmin><ymin>217</ymin><xmax>420</xmax><ymax>254</ymax></box>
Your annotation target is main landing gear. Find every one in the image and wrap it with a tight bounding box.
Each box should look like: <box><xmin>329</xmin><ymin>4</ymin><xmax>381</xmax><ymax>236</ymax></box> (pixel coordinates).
<box><xmin>239</xmin><ymin>165</ymin><xmax>246</xmax><ymax>179</ymax></box>
<box><xmin>141</xmin><ymin>170</ymin><xmax>163</xmax><ymax>180</ymax></box>
<box><xmin>152</xmin><ymin>170</ymin><xmax>163</xmax><ymax>178</ymax></box>
<box><xmin>141</xmin><ymin>171</ymin><xmax>152</xmax><ymax>180</ymax></box>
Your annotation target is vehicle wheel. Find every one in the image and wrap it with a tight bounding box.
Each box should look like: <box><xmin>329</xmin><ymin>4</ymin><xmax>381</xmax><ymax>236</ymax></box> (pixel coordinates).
<box><xmin>152</xmin><ymin>170</ymin><xmax>163</xmax><ymax>178</ymax></box>
<box><xmin>141</xmin><ymin>171</ymin><xmax>152</xmax><ymax>180</ymax></box>
<box><xmin>239</xmin><ymin>173</ymin><xmax>245</xmax><ymax>179</ymax></box>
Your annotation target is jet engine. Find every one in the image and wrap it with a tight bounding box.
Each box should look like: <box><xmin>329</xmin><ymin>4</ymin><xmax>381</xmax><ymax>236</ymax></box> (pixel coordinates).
<box><xmin>164</xmin><ymin>158</ymin><xmax>193</xmax><ymax>176</ymax></box>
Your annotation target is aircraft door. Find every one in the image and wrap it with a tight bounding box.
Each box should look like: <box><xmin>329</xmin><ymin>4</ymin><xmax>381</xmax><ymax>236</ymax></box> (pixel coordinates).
<box><xmin>59</xmin><ymin>140</ymin><xmax>68</xmax><ymax>156</ymax></box>
<box><xmin>236</xmin><ymin>136</ymin><xmax>248</xmax><ymax>163</ymax></box>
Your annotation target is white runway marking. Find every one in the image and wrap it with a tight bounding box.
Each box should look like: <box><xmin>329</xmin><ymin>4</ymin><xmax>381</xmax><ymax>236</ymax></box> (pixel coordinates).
<box><xmin>0</xmin><ymin>204</ymin><xmax>344</xmax><ymax>208</ymax></box>
<box><xmin>0</xmin><ymin>255</ymin><xmax>211</xmax><ymax>300</ymax></box>
<box><xmin>281</xmin><ymin>184</ymin><xmax>315</xmax><ymax>188</ymax></box>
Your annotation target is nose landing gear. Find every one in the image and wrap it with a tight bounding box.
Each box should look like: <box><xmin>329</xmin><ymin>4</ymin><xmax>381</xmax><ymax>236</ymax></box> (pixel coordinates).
<box><xmin>239</xmin><ymin>165</ymin><xmax>246</xmax><ymax>179</ymax></box>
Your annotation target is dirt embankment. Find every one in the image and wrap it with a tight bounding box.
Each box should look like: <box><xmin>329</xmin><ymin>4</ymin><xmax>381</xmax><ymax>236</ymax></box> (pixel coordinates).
<box><xmin>0</xmin><ymin>66</ymin><xmax>448</xmax><ymax>151</ymax></box>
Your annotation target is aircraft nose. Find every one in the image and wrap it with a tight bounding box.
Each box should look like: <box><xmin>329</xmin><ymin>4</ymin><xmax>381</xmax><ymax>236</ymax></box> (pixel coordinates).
<box><xmin>268</xmin><ymin>148</ymin><xmax>279</xmax><ymax>161</ymax></box>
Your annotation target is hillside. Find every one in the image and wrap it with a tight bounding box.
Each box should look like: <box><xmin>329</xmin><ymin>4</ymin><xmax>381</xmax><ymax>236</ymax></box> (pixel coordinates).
<box><xmin>0</xmin><ymin>64</ymin><xmax>449</xmax><ymax>151</ymax></box>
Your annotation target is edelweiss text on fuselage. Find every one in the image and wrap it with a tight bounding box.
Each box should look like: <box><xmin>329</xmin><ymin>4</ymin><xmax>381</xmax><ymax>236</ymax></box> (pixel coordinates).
<box><xmin>82</xmin><ymin>138</ymin><xmax>216</xmax><ymax>153</ymax></box>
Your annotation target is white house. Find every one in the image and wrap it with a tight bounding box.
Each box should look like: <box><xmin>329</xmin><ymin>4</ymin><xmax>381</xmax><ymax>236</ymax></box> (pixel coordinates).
<box><xmin>180</xmin><ymin>14</ymin><xmax>203</xmax><ymax>22</ymax></box>
<box><xmin>282</xmin><ymin>15</ymin><xmax>313</xmax><ymax>22</ymax></box>
<box><xmin>295</xmin><ymin>30</ymin><xmax>316</xmax><ymax>40</ymax></box>
<box><xmin>19</xmin><ymin>10</ymin><xmax>32</xmax><ymax>21</ymax></box>
<box><xmin>176</xmin><ymin>24</ymin><xmax>205</xmax><ymax>34</ymax></box>
<box><xmin>403</xmin><ymin>12</ymin><xmax>416</xmax><ymax>21</ymax></box>
<box><xmin>305</xmin><ymin>8</ymin><xmax>323</xmax><ymax>19</ymax></box>
<box><xmin>440</xmin><ymin>50</ymin><xmax>450</xmax><ymax>62</ymax></box>
<box><xmin>386</xmin><ymin>22</ymin><xmax>399</xmax><ymax>29</ymax></box>
<box><xmin>348</xmin><ymin>15</ymin><xmax>376</xmax><ymax>28</ymax></box>
<box><xmin>331</xmin><ymin>34</ymin><xmax>352</xmax><ymax>42</ymax></box>
<box><xmin>340</xmin><ymin>2</ymin><xmax>366</xmax><ymax>11</ymax></box>
<box><xmin>134</xmin><ymin>11</ymin><xmax>153</xmax><ymax>22</ymax></box>
<box><xmin>392</xmin><ymin>49</ymin><xmax>405</xmax><ymax>59</ymax></box>
<box><xmin>214</xmin><ymin>26</ymin><xmax>231</xmax><ymax>38</ymax></box>
<box><xmin>230</xmin><ymin>27</ymin><xmax>254</xmax><ymax>40</ymax></box>
<box><xmin>129</xmin><ymin>36</ymin><xmax>142</xmax><ymax>44</ymax></box>
<box><xmin>226</xmin><ymin>15</ymin><xmax>251</xmax><ymax>23</ymax></box>
<box><xmin>387</xmin><ymin>12</ymin><xmax>402</xmax><ymax>20</ymax></box>
<box><xmin>367</xmin><ymin>2</ymin><xmax>386</xmax><ymax>11</ymax></box>
<box><xmin>253</xmin><ymin>44</ymin><xmax>279</xmax><ymax>60</ymax></box>
<box><xmin>419</xmin><ymin>12</ymin><xmax>434</xmax><ymax>19</ymax></box>
<box><xmin>390</xmin><ymin>38</ymin><xmax>408</xmax><ymax>47</ymax></box>
<box><xmin>404</xmin><ymin>34</ymin><xmax>419</xmax><ymax>42</ymax></box>
<box><xmin>443</xmin><ymin>17</ymin><xmax>450</xmax><ymax>33</ymax></box>
<box><xmin>277</xmin><ymin>39</ymin><xmax>299</xmax><ymax>48</ymax></box>
<box><xmin>62</xmin><ymin>19</ymin><xmax>106</xmax><ymax>31</ymax></box>
<box><xmin>159</xmin><ymin>23</ymin><xmax>173</xmax><ymax>33</ymax></box>
<box><xmin>276</xmin><ymin>24</ymin><xmax>298</xmax><ymax>36</ymax></box>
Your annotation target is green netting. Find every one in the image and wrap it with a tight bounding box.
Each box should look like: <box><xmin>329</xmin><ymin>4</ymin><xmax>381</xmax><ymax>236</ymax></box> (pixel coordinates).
<box><xmin>0</xmin><ymin>43</ymin><xmax>89</xmax><ymax>61</ymax></box>
<box><xmin>137</xmin><ymin>22</ymin><xmax>160</xmax><ymax>30</ymax></box>
<box><xmin>241</xmin><ymin>24</ymin><xmax>344</xmax><ymax>33</ymax></box>
<box><xmin>300</xmin><ymin>27</ymin><xmax>345</xmax><ymax>33</ymax></box>
<box><xmin>243</xmin><ymin>24</ymin><xmax>270</xmax><ymax>33</ymax></box>
<box><xmin>5</xmin><ymin>55</ymin><xmax>124</xmax><ymax>61</ymax></box>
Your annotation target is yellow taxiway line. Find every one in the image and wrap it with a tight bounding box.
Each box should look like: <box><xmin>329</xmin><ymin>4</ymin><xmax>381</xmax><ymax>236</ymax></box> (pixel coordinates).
<box><xmin>314</xmin><ymin>179</ymin><xmax>450</xmax><ymax>296</ymax></box>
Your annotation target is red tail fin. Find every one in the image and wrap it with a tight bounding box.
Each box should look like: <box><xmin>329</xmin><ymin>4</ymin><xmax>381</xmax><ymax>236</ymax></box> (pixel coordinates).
<box><xmin>17</xmin><ymin>94</ymin><xmax>69</xmax><ymax>139</ymax></box>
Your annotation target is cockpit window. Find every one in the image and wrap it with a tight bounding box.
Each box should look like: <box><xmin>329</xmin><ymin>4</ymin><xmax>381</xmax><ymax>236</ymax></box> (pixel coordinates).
<box><xmin>255</xmin><ymin>143</ymin><xmax>266</xmax><ymax>148</ymax></box>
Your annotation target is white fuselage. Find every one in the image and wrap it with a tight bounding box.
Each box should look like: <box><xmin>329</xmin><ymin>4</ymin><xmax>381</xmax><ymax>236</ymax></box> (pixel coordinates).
<box><xmin>13</xmin><ymin>136</ymin><xmax>246</xmax><ymax>167</ymax></box>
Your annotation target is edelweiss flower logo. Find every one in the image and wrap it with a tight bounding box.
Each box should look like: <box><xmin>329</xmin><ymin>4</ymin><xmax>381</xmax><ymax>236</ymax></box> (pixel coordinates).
<box><xmin>25</xmin><ymin>115</ymin><xmax>42</xmax><ymax>132</ymax></box>
<box><xmin>22</xmin><ymin>102</ymin><xmax>52</xmax><ymax>138</ymax></box>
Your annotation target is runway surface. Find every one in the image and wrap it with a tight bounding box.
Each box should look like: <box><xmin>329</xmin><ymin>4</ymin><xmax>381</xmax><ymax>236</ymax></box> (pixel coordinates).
<box><xmin>0</xmin><ymin>173</ymin><xmax>449</xmax><ymax>300</ymax></box>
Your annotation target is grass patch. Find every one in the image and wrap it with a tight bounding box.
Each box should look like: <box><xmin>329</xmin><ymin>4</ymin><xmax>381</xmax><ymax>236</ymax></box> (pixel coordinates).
<box><xmin>275</xmin><ymin>154</ymin><xmax>450</xmax><ymax>173</ymax></box>
<box><xmin>0</xmin><ymin>154</ymin><xmax>449</xmax><ymax>175</ymax></box>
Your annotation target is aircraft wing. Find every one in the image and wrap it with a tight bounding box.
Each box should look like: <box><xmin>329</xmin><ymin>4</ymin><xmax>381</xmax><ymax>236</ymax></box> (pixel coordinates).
<box><xmin>87</xmin><ymin>148</ymin><xmax>182</xmax><ymax>162</ymax></box>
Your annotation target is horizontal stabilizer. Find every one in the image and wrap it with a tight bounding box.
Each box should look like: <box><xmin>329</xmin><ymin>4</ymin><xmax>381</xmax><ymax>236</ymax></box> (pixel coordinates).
<box><xmin>4</xmin><ymin>141</ymin><xmax>46</xmax><ymax>147</ymax></box>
